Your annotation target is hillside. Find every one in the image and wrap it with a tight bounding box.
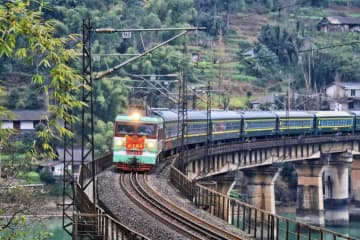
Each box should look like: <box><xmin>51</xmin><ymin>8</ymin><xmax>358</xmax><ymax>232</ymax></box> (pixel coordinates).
<box><xmin>189</xmin><ymin>2</ymin><xmax>360</xmax><ymax>108</ymax></box>
<box><xmin>1</xmin><ymin>0</ymin><xmax>360</xmax><ymax>111</ymax></box>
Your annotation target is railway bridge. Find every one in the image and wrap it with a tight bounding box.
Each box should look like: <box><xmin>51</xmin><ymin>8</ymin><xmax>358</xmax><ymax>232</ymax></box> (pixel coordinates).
<box><xmin>181</xmin><ymin>134</ymin><xmax>360</xmax><ymax>227</ymax></box>
<box><xmin>71</xmin><ymin>134</ymin><xmax>360</xmax><ymax>239</ymax></box>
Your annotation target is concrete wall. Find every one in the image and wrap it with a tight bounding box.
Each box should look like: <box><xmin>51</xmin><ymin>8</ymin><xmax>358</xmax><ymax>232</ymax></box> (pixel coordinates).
<box><xmin>1</xmin><ymin>120</ymin><xmax>35</xmax><ymax>130</ymax></box>
<box><xmin>21</xmin><ymin>121</ymin><xmax>34</xmax><ymax>130</ymax></box>
<box><xmin>1</xmin><ymin>121</ymin><xmax>13</xmax><ymax>129</ymax></box>
<box><xmin>53</xmin><ymin>164</ymin><xmax>64</xmax><ymax>176</ymax></box>
<box><xmin>326</xmin><ymin>85</ymin><xmax>345</xmax><ymax>98</ymax></box>
<box><xmin>326</xmin><ymin>84</ymin><xmax>360</xmax><ymax>98</ymax></box>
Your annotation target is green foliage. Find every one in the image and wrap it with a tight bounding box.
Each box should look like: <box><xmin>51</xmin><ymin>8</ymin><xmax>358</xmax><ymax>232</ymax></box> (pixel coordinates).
<box><xmin>93</xmin><ymin>120</ymin><xmax>114</xmax><ymax>153</ymax></box>
<box><xmin>0</xmin><ymin>0</ymin><xmax>83</xmax><ymax>161</ymax></box>
<box><xmin>6</xmin><ymin>89</ymin><xmax>19</xmax><ymax>109</ymax></box>
<box><xmin>17</xmin><ymin>171</ymin><xmax>41</xmax><ymax>184</ymax></box>
<box><xmin>280</xmin><ymin>162</ymin><xmax>297</xmax><ymax>188</ymax></box>
<box><xmin>0</xmin><ymin>214</ymin><xmax>52</xmax><ymax>240</ymax></box>
<box><xmin>258</xmin><ymin>25</ymin><xmax>299</xmax><ymax>65</ymax></box>
<box><xmin>40</xmin><ymin>170</ymin><xmax>56</xmax><ymax>184</ymax></box>
<box><xmin>48</xmin><ymin>183</ymin><xmax>65</xmax><ymax>196</ymax></box>
<box><xmin>25</xmin><ymin>91</ymin><xmax>43</xmax><ymax>109</ymax></box>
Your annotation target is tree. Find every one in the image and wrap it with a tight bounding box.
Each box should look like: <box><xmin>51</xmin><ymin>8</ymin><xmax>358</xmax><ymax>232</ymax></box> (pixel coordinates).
<box><xmin>0</xmin><ymin>1</ymin><xmax>83</xmax><ymax>159</ymax></box>
<box><xmin>0</xmin><ymin>1</ymin><xmax>82</xmax><ymax>237</ymax></box>
<box><xmin>25</xmin><ymin>91</ymin><xmax>43</xmax><ymax>109</ymax></box>
<box><xmin>7</xmin><ymin>89</ymin><xmax>20</xmax><ymax>109</ymax></box>
<box><xmin>0</xmin><ymin>185</ymin><xmax>51</xmax><ymax>240</ymax></box>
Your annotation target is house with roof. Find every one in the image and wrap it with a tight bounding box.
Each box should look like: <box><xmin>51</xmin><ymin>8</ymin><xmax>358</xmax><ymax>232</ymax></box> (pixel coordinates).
<box><xmin>251</xmin><ymin>93</ymin><xmax>276</xmax><ymax>110</ymax></box>
<box><xmin>0</xmin><ymin>110</ymin><xmax>49</xmax><ymax>131</ymax></box>
<box><xmin>326</xmin><ymin>82</ymin><xmax>360</xmax><ymax>110</ymax></box>
<box><xmin>317</xmin><ymin>16</ymin><xmax>360</xmax><ymax>32</ymax></box>
<box><xmin>38</xmin><ymin>148</ymin><xmax>92</xmax><ymax>178</ymax></box>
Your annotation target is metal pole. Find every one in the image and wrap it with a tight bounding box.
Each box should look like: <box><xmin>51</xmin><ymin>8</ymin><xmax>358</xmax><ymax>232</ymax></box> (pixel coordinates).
<box><xmin>206</xmin><ymin>80</ymin><xmax>212</xmax><ymax>172</ymax></box>
<box><xmin>0</xmin><ymin>145</ymin><xmax>2</xmax><ymax>179</ymax></box>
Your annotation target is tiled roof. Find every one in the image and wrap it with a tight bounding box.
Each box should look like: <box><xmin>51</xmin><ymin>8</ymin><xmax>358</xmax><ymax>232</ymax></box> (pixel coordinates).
<box><xmin>56</xmin><ymin>148</ymin><xmax>92</xmax><ymax>162</ymax></box>
<box><xmin>322</xmin><ymin>16</ymin><xmax>360</xmax><ymax>25</ymax></box>
<box><xmin>1</xmin><ymin>110</ymin><xmax>49</xmax><ymax>121</ymax></box>
<box><xmin>335</xmin><ymin>82</ymin><xmax>360</xmax><ymax>90</ymax></box>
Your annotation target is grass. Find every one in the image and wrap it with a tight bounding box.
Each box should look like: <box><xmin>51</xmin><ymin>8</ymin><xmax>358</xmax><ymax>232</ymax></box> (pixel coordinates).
<box><xmin>228</xmin><ymin>96</ymin><xmax>249</xmax><ymax>109</ymax></box>
<box><xmin>1</xmin><ymin>153</ymin><xmax>27</xmax><ymax>162</ymax></box>
<box><xmin>349</xmin><ymin>13</ymin><xmax>360</xmax><ymax>18</ymax></box>
<box><xmin>232</xmin><ymin>74</ymin><xmax>257</xmax><ymax>82</ymax></box>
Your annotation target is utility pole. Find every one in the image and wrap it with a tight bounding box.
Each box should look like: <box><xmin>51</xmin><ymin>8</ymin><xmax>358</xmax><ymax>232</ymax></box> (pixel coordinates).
<box><xmin>206</xmin><ymin>80</ymin><xmax>212</xmax><ymax>173</ymax></box>
<box><xmin>63</xmin><ymin>19</ymin><xmax>205</xmax><ymax>238</ymax></box>
<box><xmin>178</xmin><ymin>48</ymin><xmax>188</xmax><ymax>173</ymax></box>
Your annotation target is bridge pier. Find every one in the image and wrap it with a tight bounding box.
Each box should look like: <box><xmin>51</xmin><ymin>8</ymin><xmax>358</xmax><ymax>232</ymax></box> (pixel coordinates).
<box><xmin>351</xmin><ymin>154</ymin><xmax>360</xmax><ymax>205</ymax></box>
<box><xmin>294</xmin><ymin>159</ymin><xmax>325</xmax><ymax>226</ymax></box>
<box><xmin>242</xmin><ymin>166</ymin><xmax>280</xmax><ymax>214</ymax></box>
<box><xmin>324</xmin><ymin>152</ymin><xmax>352</xmax><ymax>226</ymax></box>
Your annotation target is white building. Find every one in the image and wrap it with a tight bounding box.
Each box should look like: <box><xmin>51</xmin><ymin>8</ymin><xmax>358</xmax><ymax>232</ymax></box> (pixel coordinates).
<box><xmin>318</xmin><ymin>16</ymin><xmax>360</xmax><ymax>33</ymax></box>
<box><xmin>38</xmin><ymin>148</ymin><xmax>92</xmax><ymax>178</ymax></box>
<box><xmin>0</xmin><ymin>110</ymin><xmax>49</xmax><ymax>131</ymax></box>
<box><xmin>326</xmin><ymin>82</ymin><xmax>360</xmax><ymax>111</ymax></box>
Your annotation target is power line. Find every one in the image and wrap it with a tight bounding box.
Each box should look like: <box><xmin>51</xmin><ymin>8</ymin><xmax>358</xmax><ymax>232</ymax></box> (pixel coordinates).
<box><xmin>174</xmin><ymin>40</ymin><xmax>360</xmax><ymax>66</ymax></box>
<box><xmin>234</xmin><ymin>1</ymin><xmax>303</xmax><ymax>20</ymax></box>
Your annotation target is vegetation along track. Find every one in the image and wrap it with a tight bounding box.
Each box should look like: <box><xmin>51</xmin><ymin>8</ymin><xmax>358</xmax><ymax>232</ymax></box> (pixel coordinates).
<box><xmin>119</xmin><ymin>172</ymin><xmax>244</xmax><ymax>240</ymax></box>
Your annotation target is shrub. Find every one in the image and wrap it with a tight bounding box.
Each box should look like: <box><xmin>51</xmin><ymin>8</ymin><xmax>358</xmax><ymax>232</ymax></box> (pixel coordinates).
<box><xmin>23</xmin><ymin>171</ymin><xmax>41</xmax><ymax>184</ymax></box>
<box><xmin>40</xmin><ymin>170</ymin><xmax>56</xmax><ymax>184</ymax></box>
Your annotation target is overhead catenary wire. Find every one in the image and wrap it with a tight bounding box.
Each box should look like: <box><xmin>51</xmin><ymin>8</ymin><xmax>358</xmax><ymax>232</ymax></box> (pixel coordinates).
<box><xmin>171</xmin><ymin>40</ymin><xmax>360</xmax><ymax>66</ymax></box>
<box><xmin>234</xmin><ymin>1</ymin><xmax>304</xmax><ymax>20</ymax></box>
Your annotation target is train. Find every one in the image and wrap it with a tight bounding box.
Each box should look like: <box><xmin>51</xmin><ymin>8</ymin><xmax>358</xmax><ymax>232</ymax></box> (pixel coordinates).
<box><xmin>113</xmin><ymin>109</ymin><xmax>360</xmax><ymax>171</ymax></box>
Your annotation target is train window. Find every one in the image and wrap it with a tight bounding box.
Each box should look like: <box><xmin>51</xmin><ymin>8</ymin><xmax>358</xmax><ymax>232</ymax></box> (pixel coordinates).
<box><xmin>188</xmin><ymin>122</ymin><xmax>206</xmax><ymax>134</ymax></box>
<box><xmin>246</xmin><ymin>120</ymin><xmax>275</xmax><ymax>129</ymax></box>
<box><xmin>213</xmin><ymin>121</ymin><xmax>240</xmax><ymax>131</ymax></box>
<box><xmin>138</xmin><ymin>124</ymin><xmax>156</xmax><ymax>137</ymax></box>
<box><xmin>165</xmin><ymin>124</ymin><xmax>179</xmax><ymax>138</ymax></box>
<box><xmin>117</xmin><ymin>124</ymin><xmax>135</xmax><ymax>135</ymax></box>
<box><xmin>281</xmin><ymin>120</ymin><xmax>312</xmax><ymax>128</ymax></box>
<box><xmin>319</xmin><ymin>119</ymin><xmax>352</xmax><ymax>127</ymax></box>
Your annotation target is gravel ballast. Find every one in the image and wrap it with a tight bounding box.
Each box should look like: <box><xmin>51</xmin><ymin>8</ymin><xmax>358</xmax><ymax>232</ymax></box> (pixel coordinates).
<box><xmin>97</xmin><ymin>169</ymin><xmax>189</xmax><ymax>240</ymax></box>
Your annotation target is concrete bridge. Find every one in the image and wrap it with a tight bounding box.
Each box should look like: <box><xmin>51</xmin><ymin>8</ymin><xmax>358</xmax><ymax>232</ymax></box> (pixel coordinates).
<box><xmin>182</xmin><ymin>134</ymin><xmax>360</xmax><ymax>227</ymax></box>
<box><xmin>70</xmin><ymin>134</ymin><xmax>360</xmax><ymax>239</ymax></box>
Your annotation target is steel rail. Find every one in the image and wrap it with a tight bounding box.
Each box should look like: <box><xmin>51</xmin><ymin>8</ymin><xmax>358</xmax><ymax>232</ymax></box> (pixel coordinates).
<box><xmin>132</xmin><ymin>173</ymin><xmax>238</xmax><ymax>240</ymax></box>
<box><xmin>119</xmin><ymin>173</ymin><xmax>205</xmax><ymax>240</ymax></box>
<box><xmin>141</xmin><ymin>173</ymin><xmax>248</xmax><ymax>240</ymax></box>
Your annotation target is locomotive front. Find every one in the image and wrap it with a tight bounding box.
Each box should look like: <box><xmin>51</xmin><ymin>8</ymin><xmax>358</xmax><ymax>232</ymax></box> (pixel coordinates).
<box><xmin>113</xmin><ymin>112</ymin><xmax>162</xmax><ymax>172</ymax></box>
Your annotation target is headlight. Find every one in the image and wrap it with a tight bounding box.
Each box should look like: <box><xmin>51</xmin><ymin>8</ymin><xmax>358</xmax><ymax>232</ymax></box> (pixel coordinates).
<box><xmin>147</xmin><ymin>142</ymin><xmax>155</xmax><ymax>149</ymax></box>
<box><xmin>115</xmin><ymin>139</ymin><xmax>124</xmax><ymax>148</ymax></box>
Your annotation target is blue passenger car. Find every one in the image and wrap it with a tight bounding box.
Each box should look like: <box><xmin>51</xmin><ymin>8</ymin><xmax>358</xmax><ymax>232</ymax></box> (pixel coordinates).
<box><xmin>152</xmin><ymin>109</ymin><xmax>181</xmax><ymax>150</ymax></box>
<box><xmin>211</xmin><ymin>110</ymin><xmax>241</xmax><ymax>141</ymax></box>
<box><xmin>274</xmin><ymin>111</ymin><xmax>315</xmax><ymax>135</ymax></box>
<box><xmin>313</xmin><ymin>111</ymin><xmax>354</xmax><ymax>133</ymax></box>
<box><xmin>241</xmin><ymin>111</ymin><xmax>277</xmax><ymax>137</ymax></box>
<box><xmin>186</xmin><ymin>110</ymin><xmax>208</xmax><ymax>144</ymax></box>
<box><xmin>351</xmin><ymin>111</ymin><xmax>360</xmax><ymax>131</ymax></box>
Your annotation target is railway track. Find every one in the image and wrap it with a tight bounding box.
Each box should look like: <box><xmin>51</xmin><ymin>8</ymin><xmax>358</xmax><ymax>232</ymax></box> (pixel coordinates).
<box><xmin>119</xmin><ymin>172</ymin><xmax>244</xmax><ymax>240</ymax></box>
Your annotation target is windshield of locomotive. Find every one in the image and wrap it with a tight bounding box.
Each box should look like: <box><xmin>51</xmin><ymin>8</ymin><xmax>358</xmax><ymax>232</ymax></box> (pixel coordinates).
<box><xmin>137</xmin><ymin>124</ymin><xmax>156</xmax><ymax>137</ymax></box>
<box><xmin>116</xmin><ymin>124</ymin><xmax>135</xmax><ymax>135</ymax></box>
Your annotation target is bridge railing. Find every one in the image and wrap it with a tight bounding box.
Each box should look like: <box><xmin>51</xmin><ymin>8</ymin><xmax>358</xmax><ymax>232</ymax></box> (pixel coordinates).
<box><xmin>75</xmin><ymin>153</ymin><xmax>150</xmax><ymax>240</ymax></box>
<box><xmin>170</xmin><ymin>152</ymin><xmax>356</xmax><ymax>240</ymax></box>
<box><xmin>183</xmin><ymin>134</ymin><xmax>360</xmax><ymax>167</ymax></box>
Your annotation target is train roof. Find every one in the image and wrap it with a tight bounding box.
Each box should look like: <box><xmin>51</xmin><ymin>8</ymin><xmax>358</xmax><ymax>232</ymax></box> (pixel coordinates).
<box><xmin>311</xmin><ymin>111</ymin><xmax>353</xmax><ymax>117</ymax></box>
<box><xmin>152</xmin><ymin>109</ymin><xmax>209</xmax><ymax>121</ymax></box>
<box><xmin>115</xmin><ymin>114</ymin><xmax>162</xmax><ymax>123</ymax></box>
<box><xmin>211</xmin><ymin>110</ymin><xmax>241</xmax><ymax>120</ymax></box>
<box><xmin>152</xmin><ymin>109</ymin><xmax>242</xmax><ymax>121</ymax></box>
<box><xmin>152</xmin><ymin>109</ymin><xmax>179</xmax><ymax>121</ymax></box>
<box><xmin>272</xmin><ymin>111</ymin><xmax>314</xmax><ymax>118</ymax></box>
<box><xmin>350</xmin><ymin>111</ymin><xmax>360</xmax><ymax>116</ymax></box>
<box><xmin>240</xmin><ymin>111</ymin><xmax>277</xmax><ymax>119</ymax></box>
